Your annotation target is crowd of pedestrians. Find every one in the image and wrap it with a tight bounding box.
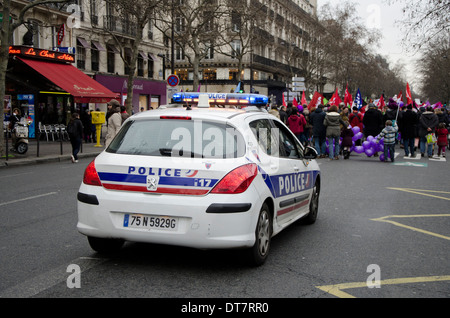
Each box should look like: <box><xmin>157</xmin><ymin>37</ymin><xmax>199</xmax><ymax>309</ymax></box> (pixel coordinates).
<box><xmin>276</xmin><ymin>101</ymin><xmax>449</xmax><ymax>161</ymax></box>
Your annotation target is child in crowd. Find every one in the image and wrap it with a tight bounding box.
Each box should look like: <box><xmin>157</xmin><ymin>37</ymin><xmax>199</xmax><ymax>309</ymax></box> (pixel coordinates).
<box><xmin>377</xmin><ymin>120</ymin><xmax>398</xmax><ymax>162</ymax></box>
<box><xmin>436</xmin><ymin>122</ymin><xmax>448</xmax><ymax>157</ymax></box>
<box><xmin>340</xmin><ymin>121</ymin><xmax>354</xmax><ymax>159</ymax></box>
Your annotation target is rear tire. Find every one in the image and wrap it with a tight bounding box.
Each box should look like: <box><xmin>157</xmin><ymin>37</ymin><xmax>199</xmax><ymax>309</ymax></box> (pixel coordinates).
<box><xmin>247</xmin><ymin>203</ymin><xmax>272</xmax><ymax>266</ymax></box>
<box><xmin>88</xmin><ymin>236</ymin><xmax>124</xmax><ymax>254</ymax></box>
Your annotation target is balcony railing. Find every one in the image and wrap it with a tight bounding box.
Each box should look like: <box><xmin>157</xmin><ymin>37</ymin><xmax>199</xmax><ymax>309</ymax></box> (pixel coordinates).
<box><xmin>104</xmin><ymin>15</ymin><xmax>137</xmax><ymax>37</ymax></box>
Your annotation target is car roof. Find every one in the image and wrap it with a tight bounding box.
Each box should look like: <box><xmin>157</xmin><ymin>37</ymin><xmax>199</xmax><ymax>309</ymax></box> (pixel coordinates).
<box><xmin>131</xmin><ymin>106</ymin><xmax>268</xmax><ymax>122</ymax></box>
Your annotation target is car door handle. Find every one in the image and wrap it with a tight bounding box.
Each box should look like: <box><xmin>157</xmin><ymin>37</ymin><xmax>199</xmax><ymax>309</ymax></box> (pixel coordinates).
<box><xmin>293</xmin><ymin>166</ymin><xmax>300</xmax><ymax>172</ymax></box>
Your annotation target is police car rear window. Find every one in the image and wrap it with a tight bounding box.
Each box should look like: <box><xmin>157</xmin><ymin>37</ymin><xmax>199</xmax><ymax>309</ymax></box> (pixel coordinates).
<box><xmin>107</xmin><ymin>119</ymin><xmax>246</xmax><ymax>159</ymax></box>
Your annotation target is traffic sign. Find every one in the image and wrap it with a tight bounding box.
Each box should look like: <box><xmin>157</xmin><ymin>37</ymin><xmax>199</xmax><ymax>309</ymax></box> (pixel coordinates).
<box><xmin>167</xmin><ymin>74</ymin><xmax>180</xmax><ymax>87</ymax></box>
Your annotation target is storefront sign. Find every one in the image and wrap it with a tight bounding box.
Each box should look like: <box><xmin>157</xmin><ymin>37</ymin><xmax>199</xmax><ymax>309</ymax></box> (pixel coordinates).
<box><xmin>8</xmin><ymin>45</ymin><xmax>75</xmax><ymax>63</ymax></box>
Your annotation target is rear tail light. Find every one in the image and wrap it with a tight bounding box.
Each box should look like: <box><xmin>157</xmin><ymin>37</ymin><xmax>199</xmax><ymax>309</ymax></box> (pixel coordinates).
<box><xmin>83</xmin><ymin>160</ymin><xmax>102</xmax><ymax>186</ymax></box>
<box><xmin>211</xmin><ymin>164</ymin><xmax>258</xmax><ymax>194</ymax></box>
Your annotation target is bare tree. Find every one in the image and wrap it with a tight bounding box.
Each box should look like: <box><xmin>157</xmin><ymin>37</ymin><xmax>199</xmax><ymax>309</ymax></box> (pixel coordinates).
<box><xmin>213</xmin><ymin>0</ymin><xmax>267</xmax><ymax>88</ymax></box>
<box><xmin>101</xmin><ymin>0</ymin><xmax>163</xmax><ymax>114</ymax></box>
<box><xmin>155</xmin><ymin>0</ymin><xmax>226</xmax><ymax>91</ymax></box>
<box><xmin>391</xmin><ymin>0</ymin><xmax>450</xmax><ymax>52</ymax></box>
<box><xmin>418</xmin><ymin>35</ymin><xmax>450</xmax><ymax>103</ymax></box>
<box><xmin>0</xmin><ymin>0</ymin><xmax>71</xmax><ymax>158</ymax></box>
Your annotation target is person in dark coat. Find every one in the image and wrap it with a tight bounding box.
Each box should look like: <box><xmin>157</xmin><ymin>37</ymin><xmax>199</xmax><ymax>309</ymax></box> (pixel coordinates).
<box><xmin>81</xmin><ymin>109</ymin><xmax>93</xmax><ymax>143</ymax></box>
<box><xmin>279</xmin><ymin>105</ymin><xmax>288</xmax><ymax>124</ymax></box>
<box><xmin>309</xmin><ymin>104</ymin><xmax>327</xmax><ymax>157</ymax></box>
<box><xmin>418</xmin><ymin>106</ymin><xmax>439</xmax><ymax>157</ymax></box>
<box><xmin>435</xmin><ymin>108</ymin><xmax>449</xmax><ymax>127</ymax></box>
<box><xmin>362</xmin><ymin>103</ymin><xmax>383</xmax><ymax>138</ymax></box>
<box><xmin>68</xmin><ymin>112</ymin><xmax>83</xmax><ymax>163</ymax></box>
<box><xmin>340</xmin><ymin>121</ymin><xmax>354</xmax><ymax>159</ymax></box>
<box><xmin>399</xmin><ymin>104</ymin><xmax>418</xmax><ymax>157</ymax></box>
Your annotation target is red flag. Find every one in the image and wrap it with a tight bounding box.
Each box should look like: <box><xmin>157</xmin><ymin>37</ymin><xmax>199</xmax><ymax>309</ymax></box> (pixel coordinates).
<box><xmin>293</xmin><ymin>97</ymin><xmax>299</xmax><ymax>107</ymax></box>
<box><xmin>406</xmin><ymin>83</ymin><xmax>413</xmax><ymax>105</ymax></box>
<box><xmin>282</xmin><ymin>93</ymin><xmax>287</xmax><ymax>107</ymax></box>
<box><xmin>329</xmin><ymin>88</ymin><xmax>342</xmax><ymax>106</ymax></box>
<box><xmin>301</xmin><ymin>91</ymin><xmax>307</xmax><ymax>105</ymax></box>
<box><xmin>307</xmin><ymin>91</ymin><xmax>324</xmax><ymax>111</ymax></box>
<box><xmin>344</xmin><ymin>84</ymin><xmax>352</xmax><ymax>107</ymax></box>
<box><xmin>376</xmin><ymin>95</ymin><xmax>385</xmax><ymax>110</ymax></box>
<box><xmin>397</xmin><ymin>90</ymin><xmax>403</xmax><ymax>105</ymax></box>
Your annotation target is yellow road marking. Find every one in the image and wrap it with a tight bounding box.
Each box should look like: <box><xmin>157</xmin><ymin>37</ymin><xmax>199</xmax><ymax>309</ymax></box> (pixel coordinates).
<box><xmin>317</xmin><ymin>275</ymin><xmax>450</xmax><ymax>298</ymax></box>
<box><xmin>372</xmin><ymin>214</ymin><xmax>450</xmax><ymax>241</ymax></box>
<box><xmin>387</xmin><ymin>187</ymin><xmax>450</xmax><ymax>201</ymax></box>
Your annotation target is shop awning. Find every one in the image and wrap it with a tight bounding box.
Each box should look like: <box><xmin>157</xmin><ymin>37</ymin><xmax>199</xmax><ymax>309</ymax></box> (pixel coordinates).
<box><xmin>18</xmin><ymin>57</ymin><xmax>118</xmax><ymax>103</ymax></box>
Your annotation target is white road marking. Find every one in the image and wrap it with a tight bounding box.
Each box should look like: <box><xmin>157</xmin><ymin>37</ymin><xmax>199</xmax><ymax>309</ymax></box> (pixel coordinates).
<box><xmin>0</xmin><ymin>257</ymin><xmax>106</xmax><ymax>298</ymax></box>
<box><xmin>0</xmin><ymin>192</ymin><xmax>58</xmax><ymax>207</ymax></box>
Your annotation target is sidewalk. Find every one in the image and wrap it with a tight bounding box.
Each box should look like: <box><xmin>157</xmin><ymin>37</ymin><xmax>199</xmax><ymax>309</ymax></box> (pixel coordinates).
<box><xmin>1</xmin><ymin>137</ymin><xmax>104</xmax><ymax>168</ymax></box>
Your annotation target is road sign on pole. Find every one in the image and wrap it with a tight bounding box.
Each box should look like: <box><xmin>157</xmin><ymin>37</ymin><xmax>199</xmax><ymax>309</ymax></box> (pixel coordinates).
<box><xmin>167</xmin><ymin>74</ymin><xmax>179</xmax><ymax>87</ymax></box>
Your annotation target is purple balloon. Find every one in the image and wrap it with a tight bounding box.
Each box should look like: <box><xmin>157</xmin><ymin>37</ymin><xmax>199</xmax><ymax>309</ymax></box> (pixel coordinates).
<box><xmin>354</xmin><ymin>146</ymin><xmax>364</xmax><ymax>154</ymax></box>
<box><xmin>352</xmin><ymin>126</ymin><xmax>360</xmax><ymax>134</ymax></box>
<box><xmin>379</xmin><ymin>153</ymin><xmax>385</xmax><ymax>161</ymax></box>
<box><xmin>363</xmin><ymin>141</ymin><xmax>371</xmax><ymax>149</ymax></box>
<box><xmin>376</xmin><ymin>143</ymin><xmax>383</xmax><ymax>152</ymax></box>
<box><xmin>365</xmin><ymin>148</ymin><xmax>374</xmax><ymax>157</ymax></box>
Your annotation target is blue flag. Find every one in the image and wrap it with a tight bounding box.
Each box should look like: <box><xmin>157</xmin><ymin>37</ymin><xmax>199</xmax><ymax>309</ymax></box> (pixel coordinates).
<box><xmin>355</xmin><ymin>88</ymin><xmax>363</xmax><ymax>110</ymax></box>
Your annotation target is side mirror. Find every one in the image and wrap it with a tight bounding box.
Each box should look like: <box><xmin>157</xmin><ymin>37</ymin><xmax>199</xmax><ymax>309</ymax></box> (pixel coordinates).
<box><xmin>304</xmin><ymin>146</ymin><xmax>318</xmax><ymax>160</ymax></box>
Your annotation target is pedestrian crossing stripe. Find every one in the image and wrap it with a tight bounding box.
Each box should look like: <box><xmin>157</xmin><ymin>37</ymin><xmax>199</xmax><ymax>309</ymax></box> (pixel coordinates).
<box><xmin>391</xmin><ymin>162</ymin><xmax>428</xmax><ymax>167</ymax></box>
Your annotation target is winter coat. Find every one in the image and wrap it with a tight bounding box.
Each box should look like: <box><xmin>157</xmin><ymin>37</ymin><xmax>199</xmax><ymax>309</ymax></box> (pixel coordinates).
<box><xmin>340</xmin><ymin>127</ymin><xmax>354</xmax><ymax>147</ymax></box>
<box><xmin>436</xmin><ymin>110</ymin><xmax>449</xmax><ymax>126</ymax></box>
<box><xmin>105</xmin><ymin>112</ymin><xmax>122</xmax><ymax>147</ymax></box>
<box><xmin>68</xmin><ymin>118</ymin><xmax>83</xmax><ymax>140</ymax></box>
<box><xmin>436</xmin><ymin>128</ymin><xmax>448</xmax><ymax>146</ymax></box>
<box><xmin>377</xmin><ymin>122</ymin><xmax>398</xmax><ymax>145</ymax></box>
<box><xmin>268</xmin><ymin>108</ymin><xmax>280</xmax><ymax>119</ymax></box>
<box><xmin>418</xmin><ymin>111</ymin><xmax>439</xmax><ymax>138</ymax></box>
<box><xmin>323</xmin><ymin>111</ymin><xmax>343</xmax><ymax>138</ymax></box>
<box><xmin>362</xmin><ymin>108</ymin><xmax>383</xmax><ymax>137</ymax></box>
<box><xmin>399</xmin><ymin>110</ymin><xmax>418</xmax><ymax>139</ymax></box>
<box><xmin>348</xmin><ymin>111</ymin><xmax>363</xmax><ymax>132</ymax></box>
<box><xmin>309</xmin><ymin>107</ymin><xmax>326</xmax><ymax>137</ymax></box>
<box><xmin>383</xmin><ymin>108</ymin><xmax>398</xmax><ymax>122</ymax></box>
<box><xmin>279</xmin><ymin>109</ymin><xmax>288</xmax><ymax>123</ymax></box>
<box><xmin>287</xmin><ymin>114</ymin><xmax>306</xmax><ymax>135</ymax></box>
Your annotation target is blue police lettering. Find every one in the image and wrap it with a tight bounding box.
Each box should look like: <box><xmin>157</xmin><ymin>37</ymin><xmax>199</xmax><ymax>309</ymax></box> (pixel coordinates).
<box><xmin>127</xmin><ymin>166</ymin><xmax>182</xmax><ymax>177</ymax></box>
<box><xmin>277</xmin><ymin>172</ymin><xmax>311</xmax><ymax>196</ymax></box>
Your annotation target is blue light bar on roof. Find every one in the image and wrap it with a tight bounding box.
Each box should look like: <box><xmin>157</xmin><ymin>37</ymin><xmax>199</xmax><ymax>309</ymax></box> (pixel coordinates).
<box><xmin>172</xmin><ymin>92</ymin><xmax>268</xmax><ymax>107</ymax></box>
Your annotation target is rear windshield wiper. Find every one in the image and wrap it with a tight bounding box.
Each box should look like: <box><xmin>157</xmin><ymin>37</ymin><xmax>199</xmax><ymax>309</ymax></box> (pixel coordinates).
<box><xmin>159</xmin><ymin>148</ymin><xmax>204</xmax><ymax>158</ymax></box>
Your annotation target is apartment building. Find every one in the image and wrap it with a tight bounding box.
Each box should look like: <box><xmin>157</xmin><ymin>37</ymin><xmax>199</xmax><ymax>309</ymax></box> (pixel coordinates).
<box><xmin>169</xmin><ymin>0</ymin><xmax>319</xmax><ymax>104</ymax></box>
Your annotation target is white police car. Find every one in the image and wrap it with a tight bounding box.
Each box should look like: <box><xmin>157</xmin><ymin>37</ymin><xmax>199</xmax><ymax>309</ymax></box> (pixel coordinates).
<box><xmin>77</xmin><ymin>92</ymin><xmax>320</xmax><ymax>265</ymax></box>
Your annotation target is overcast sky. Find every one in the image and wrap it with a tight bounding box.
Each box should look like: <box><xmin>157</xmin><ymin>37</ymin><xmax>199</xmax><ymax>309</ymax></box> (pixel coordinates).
<box><xmin>317</xmin><ymin>0</ymin><xmax>421</xmax><ymax>88</ymax></box>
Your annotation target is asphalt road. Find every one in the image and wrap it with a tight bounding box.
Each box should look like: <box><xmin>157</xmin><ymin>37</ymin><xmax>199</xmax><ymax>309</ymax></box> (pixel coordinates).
<box><xmin>0</xmin><ymin>150</ymin><xmax>449</xmax><ymax>302</ymax></box>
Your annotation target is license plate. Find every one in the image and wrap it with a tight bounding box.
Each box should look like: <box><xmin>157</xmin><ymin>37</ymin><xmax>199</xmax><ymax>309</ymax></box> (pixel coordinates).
<box><xmin>123</xmin><ymin>214</ymin><xmax>178</xmax><ymax>231</ymax></box>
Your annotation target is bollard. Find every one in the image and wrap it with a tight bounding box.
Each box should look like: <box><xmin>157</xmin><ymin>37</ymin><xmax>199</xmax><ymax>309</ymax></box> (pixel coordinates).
<box><xmin>5</xmin><ymin>129</ymin><xmax>9</xmax><ymax>161</ymax></box>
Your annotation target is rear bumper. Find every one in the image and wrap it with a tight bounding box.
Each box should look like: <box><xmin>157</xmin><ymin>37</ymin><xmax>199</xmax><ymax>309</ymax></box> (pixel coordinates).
<box><xmin>77</xmin><ymin>184</ymin><xmax>261</xmax><ymax>250</ymax></box>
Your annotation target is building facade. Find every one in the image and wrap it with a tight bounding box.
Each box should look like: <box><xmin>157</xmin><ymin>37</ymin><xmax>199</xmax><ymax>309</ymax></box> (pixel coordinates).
<box><xmin>5</xmin><ymin>0</ymin><xmax>168</xmax><ymax>128</ymax></box>
<box><xmin>166</xmin><ymin>0</ymin><xmax>319</xmax><ymax>104</ymax></box>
